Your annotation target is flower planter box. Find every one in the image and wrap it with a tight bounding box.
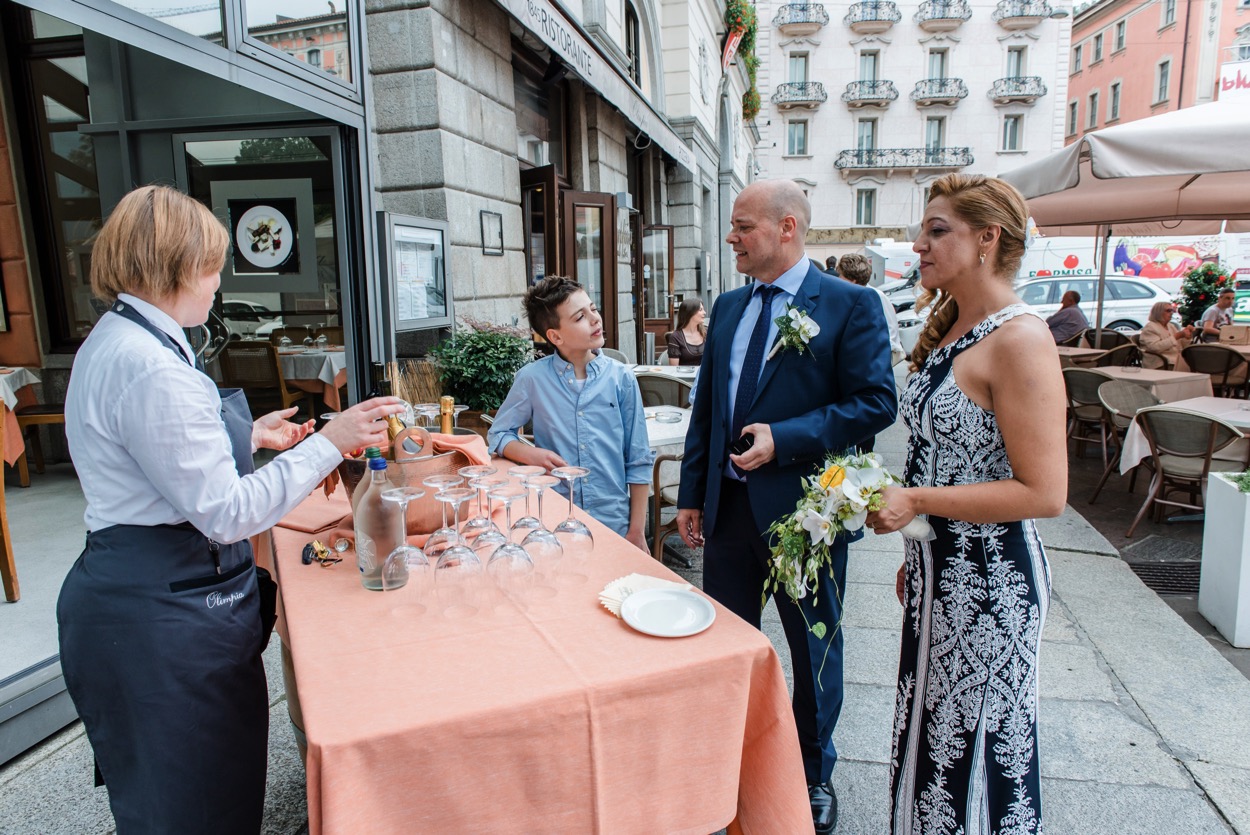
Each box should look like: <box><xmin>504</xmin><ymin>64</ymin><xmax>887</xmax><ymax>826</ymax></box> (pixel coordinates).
<box><xmin>1199</xmin><ymin>473</ymin><xmax>1250</xmax><ymax>647</ymax></box>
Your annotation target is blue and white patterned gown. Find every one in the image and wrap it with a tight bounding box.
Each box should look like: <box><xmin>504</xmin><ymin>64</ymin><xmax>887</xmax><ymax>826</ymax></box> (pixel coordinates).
<box><xmin>890</xmin><ymin>304</ymin><xmax>1051</xmax><ymax>835</ymax></box>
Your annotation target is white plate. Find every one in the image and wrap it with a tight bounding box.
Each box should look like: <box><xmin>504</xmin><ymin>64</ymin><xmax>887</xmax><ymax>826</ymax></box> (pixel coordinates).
<box><xmin>621</xmin><ymin>588</ymin><xmax>715</xmax><ymax>638</ymax></box>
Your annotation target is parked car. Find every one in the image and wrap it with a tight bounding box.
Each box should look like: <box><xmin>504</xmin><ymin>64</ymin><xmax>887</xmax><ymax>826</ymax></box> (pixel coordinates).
<box><xmin>222</xmin><ymin>299</ymin><xmax>283</xmax><ymax>339</ymax></box>
<box><xmin>882</xmin><ymin>265</ymin><xmax>922</xmax><ymax>313</ymax></box>
<box><xmin>1017</xmin><ymin>275</ymin><xmax>1175</xmax><ymax>332</ymax></box>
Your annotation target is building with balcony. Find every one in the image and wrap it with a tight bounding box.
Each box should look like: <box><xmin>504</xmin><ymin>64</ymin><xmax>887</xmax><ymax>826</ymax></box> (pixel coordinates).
<box><xmin>1065</xmin><ymin>0</ymin><xmax>1250</xmax><ymax>143</ymax></box>
<box><xmin>755</xmin><ymin>0</ymin><xmax>1071</xmax><ymax>262</ymax></box>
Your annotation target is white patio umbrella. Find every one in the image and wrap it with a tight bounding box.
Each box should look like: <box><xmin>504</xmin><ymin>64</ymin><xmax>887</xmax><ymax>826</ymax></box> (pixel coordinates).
<box><xmin>1000</xmin><ymin>99</ymin><xmax>1250</xmax><ymax>340</ymax></box>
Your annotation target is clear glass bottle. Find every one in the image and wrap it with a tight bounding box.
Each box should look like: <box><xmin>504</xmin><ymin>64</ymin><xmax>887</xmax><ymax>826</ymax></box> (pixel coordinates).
<box><xmin>354</xmin><ymin>447</ymin><xmax>403</xmax><ymax>590</ymax></box>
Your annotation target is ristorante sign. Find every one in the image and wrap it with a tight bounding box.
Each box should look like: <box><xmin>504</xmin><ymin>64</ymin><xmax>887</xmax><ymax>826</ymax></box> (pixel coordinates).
<box><xmin>494</xmin><ymin>0</ymin><xmax>697</xmax><ymax>173</ymax></box>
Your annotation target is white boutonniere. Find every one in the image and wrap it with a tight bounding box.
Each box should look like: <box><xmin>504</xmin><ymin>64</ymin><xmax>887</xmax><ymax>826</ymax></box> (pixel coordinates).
<box><xmin>767</xmin><ymin>306</ymin><xmax>821</xmax><ymax>361</ymax></box>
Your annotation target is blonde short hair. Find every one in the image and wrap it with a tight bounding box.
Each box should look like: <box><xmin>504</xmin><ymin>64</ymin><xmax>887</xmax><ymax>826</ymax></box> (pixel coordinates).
<box><xmin>90</xmin><ymin>185</ymin><xmax>228</xmax><ymax>304</ymax></box>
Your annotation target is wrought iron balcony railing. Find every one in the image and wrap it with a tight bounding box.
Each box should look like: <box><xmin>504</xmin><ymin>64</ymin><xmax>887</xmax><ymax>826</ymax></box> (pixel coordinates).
<box><xmin>772</xmin><ymin>81</ymin><xmax>829</xmax><ymax>108</ymax></box>
<box><xmin>913</xmin><ymin>0</ymin><xmax>972</xmax><ymax>27</ymax></box>
<box><xmin>842</xmin><ymin>80</ymin><xmax>900</xmax><ymax>106</ymax></box>
<box><xmin>844</xmin><ymin>1</ymin><xmax>902</xmax><ymax>27</ymax></box>
<box><xmin>992</xmin><ymin>0</ymin><xmax>1053</xmax><ymax>25</ymax></box>
<box><xmin>910</xmin><ymin>77</ymin><xmax>969</xmax><ymax>105</ymax></box>
<box><xmin>988</xmin><ymin>76</ymin><xmax>1048</xmax><ymax>102</ymax></box>
<box><xmin>835</xmin><ymin>147</ymin><xmax>974</xmax><ymax>170</ymax></box>
<box><xmin>774</xmin><ymin>4</ymin><xmax>831</xmax><ymax>29</ymax></box>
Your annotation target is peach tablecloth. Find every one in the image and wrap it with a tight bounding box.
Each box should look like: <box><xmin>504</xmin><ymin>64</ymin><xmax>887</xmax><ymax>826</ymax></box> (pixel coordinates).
<box><xmin>272</xmin><ymin>486</ymin><xmax>811</xmax><ymax>835</ymax></box>
<box><xmin>0</xmin><ymin>369</ymin><xmax>39</xmax><ymax>467</ymax></box>
<box><xmin>280</xmin><ymin>348</ymin><xmax>348</xmax><ymax>412</ymax></box>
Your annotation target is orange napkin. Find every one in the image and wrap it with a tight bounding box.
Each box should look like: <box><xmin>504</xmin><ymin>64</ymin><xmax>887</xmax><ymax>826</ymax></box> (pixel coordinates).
<box><xmin>325</xmin><ymin>432</ymin><xmax>491</xmax><ymax>549</ymax></box>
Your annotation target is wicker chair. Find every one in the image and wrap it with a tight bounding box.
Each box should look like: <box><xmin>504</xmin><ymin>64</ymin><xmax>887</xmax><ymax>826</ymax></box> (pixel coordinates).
<box><xmin>1057</xmin><ymin>330</ymin><xmax>1086</xmax><ymax>348</ymax></box>
<box><xmin>1180</xmin><ymin>344</ymin><xmax>1249</xmax><ymax>398</ymax></box>
<box><xmin>635</xmin><ymin>372</ymin><xmax>692</xmax><ymax>409</ymax></box>
<box><xmin>315</xmin><ymin>326</ymin><xmax>344</xmax><ymax>345</ymax></box>
<box><xmin>1088</xmin><ymin>380</ymin><xmax>1161</xmax><ymax>504</ymax></box>
<box><xmin>1091</xmin><ymin>343</ymin><xmax>1142</xmax><ymax>368</ymax></box>
<box><xmin>219</xmin><ymin>342</ymin><xmax>310</xmax><ymax>416</ymax></box>
<box><xmin>1062</xmin><ymin>368</ymin><xmax>1115</xmax><ymax>465</ymax></box>
<box><xmin>1126</xmin><ymin>406</ymin><xmax>1249</xmax><ymax>537</ymax></box>
<box><xmin>1084</xmin><ymin>328</ymin><xmax>1132</xmax><ymax>350</ymax></box>
<box><xmin>649</xmin><ymin>452</ymin><xmax>684</xmax><ymax>562</ymax></box>
<box><xmin>600</xmin><ymin>347</ymin><xmax>629</xmax><ymax>363</ymax></box>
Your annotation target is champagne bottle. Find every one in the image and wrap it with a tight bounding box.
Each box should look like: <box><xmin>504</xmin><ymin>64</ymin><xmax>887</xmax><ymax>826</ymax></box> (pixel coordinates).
<box><xmin>439</xmin><ymin>395</ymin><xmax>455</xmax><ymax>434</ymax></box>
<box><xmin>384</xmin><ymin>413</ymin><xmax>406</xmax><ymax>460</ymax></box>
<box><xmin>353</xmin><ymin>447</ymin><xmax>402</xmax><ymax>590</ymax></box>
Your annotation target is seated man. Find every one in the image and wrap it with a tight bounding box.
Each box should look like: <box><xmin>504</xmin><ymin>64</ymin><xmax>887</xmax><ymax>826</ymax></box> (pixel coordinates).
<box><xmin>1200</xmin><ymin>288</ymin><xmax>1235</xmax><ymax>343</ymax></box>
<box><xmin>1045</xmin><ymin>290</ymin><xmax>1089</xmax><ymax>344</ymax></box>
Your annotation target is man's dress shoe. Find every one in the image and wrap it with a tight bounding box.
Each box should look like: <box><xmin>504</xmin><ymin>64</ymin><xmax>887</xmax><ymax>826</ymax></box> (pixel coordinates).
<box><xmin>809</xmin><ymin>781</ymin><xmax>838</xmax><ymax>834</ymax></box>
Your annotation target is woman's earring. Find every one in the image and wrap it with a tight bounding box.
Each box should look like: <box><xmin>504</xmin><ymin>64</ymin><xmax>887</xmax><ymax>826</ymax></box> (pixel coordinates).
<box><xmin>979</xmin><ymin>251</ymin><xmax>986</xmax><ymax>266</ymax></box>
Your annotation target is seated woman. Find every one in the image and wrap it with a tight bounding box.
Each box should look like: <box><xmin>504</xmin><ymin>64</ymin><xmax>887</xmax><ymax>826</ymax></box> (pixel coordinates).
<box><xmin>666</xmin><ymin>298</ymin><xmax>706</xmax><ymax>366</ymax></box>
<box><xmin>1138</xmin><ymin>301</ymin><xmax>1194</xmax><ymax>371</ymax></box>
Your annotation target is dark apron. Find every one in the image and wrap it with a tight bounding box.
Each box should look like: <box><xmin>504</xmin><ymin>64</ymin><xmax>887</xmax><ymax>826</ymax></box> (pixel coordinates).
<box><xmin>57</xmin><ymin>300</ymin><xmax>268</xmax><ymax>834</ymax></box>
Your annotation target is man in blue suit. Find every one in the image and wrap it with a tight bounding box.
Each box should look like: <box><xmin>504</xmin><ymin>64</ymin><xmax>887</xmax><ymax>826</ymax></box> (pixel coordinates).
<box><xmin>676</xmin><ymin>180</ymin><xmax>897</xmax><ymax>833</ymax></box>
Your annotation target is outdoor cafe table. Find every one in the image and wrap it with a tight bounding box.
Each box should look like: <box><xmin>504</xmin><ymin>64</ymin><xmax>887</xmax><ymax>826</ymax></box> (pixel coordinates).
<box><xmin>633</xmin><ymin>364</ymin><xmax>699</xmax><ymax>385</ymax></box>
<box><xmin>1098</xmin><ymin>366</ymin><xmax>1213</xmax><ymax>403</ymax></box>
<box><xmin>645</xmin><ymin>404</ymin><xmax>690</xmax><ymax>451</ymax></box>
<box><xmin>0</xmin><ymin>367</ymin><xmax>39</xmax><ymax>466</ymax></box>
<box><xmin>270</xmin><ymin>484</ymin><xmax>812</xmax><ymax>835</ymax></box>
<box><xmin>1119</xmin><ymin>396</ymin><xmax>1250</xmax><ymax>474</ymax></box>
<box><xmin>278</xmin><ymin>347</ymin><xmax>348</xmax><ymax>411</ymax></box>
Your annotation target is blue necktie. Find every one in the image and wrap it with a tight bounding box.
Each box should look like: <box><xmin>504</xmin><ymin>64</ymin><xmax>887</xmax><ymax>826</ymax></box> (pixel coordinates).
<box><xmin>731</xmin><ymin>284</ymin><xmax>780</xmax><ymax>475</ymax></box>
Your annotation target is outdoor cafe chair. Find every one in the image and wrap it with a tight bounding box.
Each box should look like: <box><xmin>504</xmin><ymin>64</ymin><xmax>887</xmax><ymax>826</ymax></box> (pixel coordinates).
<box><xmin>1062</xmin><ymin>367</ymin><xmax>1115</xmax><ymax>466</ymax></box>
<box><xmin>1084</xmin><ymin>328</ymin><xmax>1133</xmax><ymax>350</ymax></box>
<box><xmin>1057</xmin><ymin>330</ymin><xmax>1085</xmax><ymax>348</ymax></box>
<box><xmin>1091</xmin><ymin>343</ymin><xmax>1142</xmax><ymax>368</ymax></box>
<box><xmin>219</xmin><ymin>341</ymin><xmax>310</xmax><ymax>417</ymax></box>
<box><xmin>600</xmin><ymin>347</ymin><xmax>629</xmax><ymax>363</ymax></box>
<box><xmin>1180</xmin><ymin>344</ymin><xmax>1249</xmax><ymax>398</ymax></box>
<box><xmin>1089</xmin><ymin>380</ymin><xmax>1161</xmax><ymax>504</ymax></box>
<box><xmin>650</xmin><ymin>451</ymin><xmax>684</xmax><ymax>563</ymax></box>
<box><xmin>1125</xmin><ymin>406</ymin><xmax>1248</xmax><ymax>537</ymax></box>
<box><xmin>636</xmin><ymin>372</ymin><xmax>692</xmax><ymax>409</ymax></box>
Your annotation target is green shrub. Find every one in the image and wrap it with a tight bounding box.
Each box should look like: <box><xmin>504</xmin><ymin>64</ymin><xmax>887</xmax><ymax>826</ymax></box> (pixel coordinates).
<box><xmin>428</xmin><ymin>319</ymin><xmax>534</xmax><ymax>411</ymax></box>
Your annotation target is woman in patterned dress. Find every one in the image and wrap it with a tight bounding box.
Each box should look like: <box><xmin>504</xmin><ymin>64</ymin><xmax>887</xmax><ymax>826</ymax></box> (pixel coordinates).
<box><xmin>866</xmin><ymin>173</ymin><xmax>1067</xmax><ymax>834</ymax></box>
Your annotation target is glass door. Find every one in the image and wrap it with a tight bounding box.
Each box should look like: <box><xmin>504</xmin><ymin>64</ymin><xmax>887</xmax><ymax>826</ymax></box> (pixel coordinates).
<box><xmin>560</xmin><ymin>191</ymin><xmax>618</xmax><ymax>349</ymax></box>
<box><xmin>641</xmin><ymin>226</ymin><xmax>674</xmax><ymax>359</ymax></box>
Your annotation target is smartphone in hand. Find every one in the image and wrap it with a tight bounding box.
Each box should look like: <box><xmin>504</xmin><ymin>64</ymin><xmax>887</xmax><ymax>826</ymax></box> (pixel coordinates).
<box><xmin>729</xmin><ymin>433</ymin><xmax>755</xmax><ymax>456</ymax></box>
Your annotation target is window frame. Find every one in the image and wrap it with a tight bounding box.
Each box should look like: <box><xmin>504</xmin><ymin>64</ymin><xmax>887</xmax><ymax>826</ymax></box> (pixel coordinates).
<box><xmin>1087</xmin><ymin>91</ymin><xmax>1099</xmax><ymax>129</ymax></box>
<box><xmin>1001</xmin><ymin>113</ymin><xmax>1023</xmax><ymax>151</ymax></box>
<box><xmin>859</xmin><ymin>49</ymin><xmax>879</xmax><ymax>81</ymax></box>
<box><xmin>855</xmin><ymin>188</ymin><xmax>876</xmax><ymax>226</ymax></box>
<box><xmin>1114</xmin><ymin>20</ymin><xmax>1127</xmax><ymax>51</ymax></box>
<box><xmin>1155</xmin><ymin>58</ymin><xmax>1171</xmax><ymax>104</ymax></box>
<box><xmin>1161</xmin><ymin>0</ymin><xmax>1176</xmax><ymax>27</ymax></box>
<box><xmin>1006</xmin><ymin>45</ymin><xmax>1027</xmax><ymax>77</ymax></box>
<box><xmin>789</xmin><ymin>51</ymin><xmax>810</xmax><ymax>83</ymax></box>
<box><xmin>786</xmin><ymin>119</ymin><xmax>809</xmax><ymax>156</ymax></box>
<box><xmin>1108</xmin><ymin>80</ymin><xmax>1121</xmax><ymax>121</ymax></box>
<box><xmin>1067</xmin><ymin>100</ymin><xmax>1079</xmax><ymax>136</ymax></box>
<box><xmin>1072</xmin><ymin>43</ymin><xmax>1083</xmax><ymax>73</ymax></box>
<box><xmin>927</xmin><ymin>47</ymin><xmax>948</xmax><ymax>79</ymax></box>
<box><xmin>1093</xmin><ymin>33</ymin><xmax>1104</xmax><ymax>63</ymax></box>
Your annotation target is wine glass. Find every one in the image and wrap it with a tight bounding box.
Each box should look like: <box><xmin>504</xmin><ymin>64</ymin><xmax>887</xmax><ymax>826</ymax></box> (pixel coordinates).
<box><xmin>416</xmin><ymin>404</ymin><xmax>440</xmax><ymax>429</ymax></box>
<box><xmin>315</xmin><ymin>332</ymin><xmax>329</xmax><ymax>351</ymax></box>
<box><xmin>467</xmin><ymin>476</ymin><xmax>509</xmax><ymax>561</ymax></box>
<box><xmin>486</xmin><ymin>485</ymin><xmax>536</xmax><ymax>603</ymax></box>
<box><xmin>458</xmin><ymin>465</ymin><xmax>500</xmax><ymax>543</ymax></box>
<box><xmin>520</xmin><ymin>473</ymin><xmax>563</xmax><ymax>596</ymax></box>
<box><xmin>279</xmin><ymin>335</ymin><xmax>293</xmax><ymax>350</ymax></box>
<box><xmin>422</xmin><ymin>474</ymin><xmax>464</xmax><ymax>561</ymax></box>
<box><xmin>434</xmin><ymin>488</ymin><xmax>483</xmax><ymax>617</ymax></box>
<box><xmin>303</xmin><ymin>324</ymin><xmax>315</xmax><ymax>347</ymax></box>
<box><xmin>507</xmin><ymin>464</ymin><xmax>546</xmax><ymax>542</ymax></box>
<box><xmin>551</xmin><ymin>466</ymin><xmax>595</xmax><ymax>554</ymax></box>
<box><xmin>452</xmin><ymin>404</ymin><xmax>470</xmax><ymax>431</ymax></box>
<box><xmin>380</xmin><ymin>487</ymin><xmax>428</xmax><ymax>609</ymax></box>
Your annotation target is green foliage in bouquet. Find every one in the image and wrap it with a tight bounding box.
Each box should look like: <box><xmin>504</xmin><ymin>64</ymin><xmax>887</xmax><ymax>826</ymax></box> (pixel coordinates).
<box><xmin>1176</xmin><ymin>263</ymin><xmax>1233</xmax><ymax>327</ymax></box>
<box><xmin>429</xmin><ymin>318</ymin><xmax>534</xmax><ymax>411</ymax></box>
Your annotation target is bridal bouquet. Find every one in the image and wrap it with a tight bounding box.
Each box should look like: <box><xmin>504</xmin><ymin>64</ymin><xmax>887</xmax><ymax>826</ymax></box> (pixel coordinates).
<box><xmin>764</xmin><ymin>451</ymin><xmax>933</xmax><ymax>690</ymax></box>
<box><xmin>765</xmin><ymin>451</ymin><xmax>934</xmax><ymax>605</ymax></box>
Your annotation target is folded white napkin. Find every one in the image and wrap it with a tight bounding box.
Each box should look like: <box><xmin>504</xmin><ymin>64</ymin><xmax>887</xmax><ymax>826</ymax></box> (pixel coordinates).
<box><xmin>599</xmin><ymin>573</ymin><xmax>693</xmax><ymax>618</ymax></box>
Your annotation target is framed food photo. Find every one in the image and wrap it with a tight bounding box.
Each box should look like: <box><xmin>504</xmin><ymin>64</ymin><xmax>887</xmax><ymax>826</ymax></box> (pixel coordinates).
<box><xmin>210</xmin><ymin>179</ymin><xmax>318</xmax><ymax>293</ymax></box>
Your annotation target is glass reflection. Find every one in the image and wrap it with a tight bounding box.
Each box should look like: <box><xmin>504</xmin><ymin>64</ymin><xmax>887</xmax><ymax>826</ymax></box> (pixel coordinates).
<box><xmin>246</xmin><ymin>0</ymin><xmax>353</xmax><ymax>83</ymax></box>
<box><xmin>108</xmin><ymin>0</ymin><xmax>226</xmax><ymax>43</ymax></box>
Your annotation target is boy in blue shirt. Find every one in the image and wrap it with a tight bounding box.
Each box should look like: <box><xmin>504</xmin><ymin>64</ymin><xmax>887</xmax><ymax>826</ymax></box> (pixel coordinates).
<box><xmin>487</xmin><ymin>276</ymin><xmax>654</xmax><ymax>552</ymax></box>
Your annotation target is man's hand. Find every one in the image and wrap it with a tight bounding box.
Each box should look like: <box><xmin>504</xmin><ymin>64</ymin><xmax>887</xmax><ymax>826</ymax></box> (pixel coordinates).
<box><xmin>252</xmin><ymin>407</ymin><xmax>315</xmax><ymax>451</ymax></box>
<box><xmin>728</xmin><ymin>423</ymin><xmax>776</xmax><ymax>472</ymax></box>
<box><xmin>675</xmin><ymin>508</ymin><xmax>704</xmax><ymax>548</ymax></box>
<box><xmin>503</xmin><ymin>441</ymin><xmax>567</xmax><ymax>471</ymax></box>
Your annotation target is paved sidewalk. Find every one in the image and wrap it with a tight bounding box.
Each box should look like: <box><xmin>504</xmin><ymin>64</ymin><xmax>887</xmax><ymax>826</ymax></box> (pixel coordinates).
<box><xmin>4</xmin><ymin>413</ymin><xmax>1250</xmax><ymax>832</ymax></box>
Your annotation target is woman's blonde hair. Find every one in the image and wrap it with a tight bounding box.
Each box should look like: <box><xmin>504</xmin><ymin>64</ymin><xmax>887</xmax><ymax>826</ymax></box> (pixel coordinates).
<box><xmin>910</xmin><ymin>173</ymin><xmax>1030</xmax><ymax>371</ymax></box>
<box><xmin>90</xmin><ymin>185</ymin><xmax>229</xmax><ymax>304</ymax></box>
<box><xmin>1148</xmin><ymin>301</ymin><xmax>1175</xmax><ymax>325</ymax></box>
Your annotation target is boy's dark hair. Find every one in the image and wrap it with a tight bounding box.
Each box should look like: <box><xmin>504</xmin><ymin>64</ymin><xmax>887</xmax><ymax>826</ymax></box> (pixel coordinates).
<box><xmin>524</xmin><ymin>275</ymin><xmax>583</xmax><ymax>337</ymax></box>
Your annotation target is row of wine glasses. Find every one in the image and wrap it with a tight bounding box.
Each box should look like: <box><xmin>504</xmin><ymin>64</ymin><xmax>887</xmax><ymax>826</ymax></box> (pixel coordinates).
<box><xmin>377</xmin><ymin>463</ymin><xmax>594</xmax><ymax>617</ymax></box>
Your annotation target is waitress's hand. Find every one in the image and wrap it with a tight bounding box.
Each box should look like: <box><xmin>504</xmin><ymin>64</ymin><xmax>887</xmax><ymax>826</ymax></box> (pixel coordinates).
<box><xmin>252</xmin><ymin>407</ymin><xmax>315</xmax><ymax>451</ymax></box>
<box><xmin>318</xmin><ymin>397</ymin><xmax>407</xmax><ymax>455</ymax></box>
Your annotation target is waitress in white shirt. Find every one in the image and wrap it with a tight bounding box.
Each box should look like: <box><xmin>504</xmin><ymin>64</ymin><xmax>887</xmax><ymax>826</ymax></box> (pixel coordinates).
<box><xmin>57</xmin><ymin>185</ymin><xmax>403</xmax><ymax>834</ymax></box>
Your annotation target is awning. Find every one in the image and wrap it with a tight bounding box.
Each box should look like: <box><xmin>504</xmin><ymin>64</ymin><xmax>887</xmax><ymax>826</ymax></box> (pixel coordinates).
<box><xmin>494</xmin><ymin>0</ymin><xmax>697</xmax><ymax>174</ymax></box>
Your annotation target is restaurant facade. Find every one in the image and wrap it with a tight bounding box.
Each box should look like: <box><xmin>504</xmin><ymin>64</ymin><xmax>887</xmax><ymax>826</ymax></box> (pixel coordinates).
<box><xmin>0</xmin><ymin>0</ymin><xmax>755</xmax><ymax>760</ymax></box>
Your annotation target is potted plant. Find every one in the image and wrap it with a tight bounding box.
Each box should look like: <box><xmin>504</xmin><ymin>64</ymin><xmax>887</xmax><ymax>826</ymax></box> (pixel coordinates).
<box><xmin>428</xmin><ymin>318</ymin><xmax>534</xmax><ymax>434</ymax></box>
<box><xmin>1177</xmin><ymin>263</ymin><xmax>1232</xmax><ymax>327</ymax></box>
<box><xmin>1200</xmin><ymin>471</ymin><xmax>1250</xmax><ymax>648</ymax></box>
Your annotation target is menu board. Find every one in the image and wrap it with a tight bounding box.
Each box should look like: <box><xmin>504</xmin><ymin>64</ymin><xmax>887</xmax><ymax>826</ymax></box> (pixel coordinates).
<box><xmin>382</xmin><ymin>214</ymin><xmax>452</xmax><ymax>332</ymax></box>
